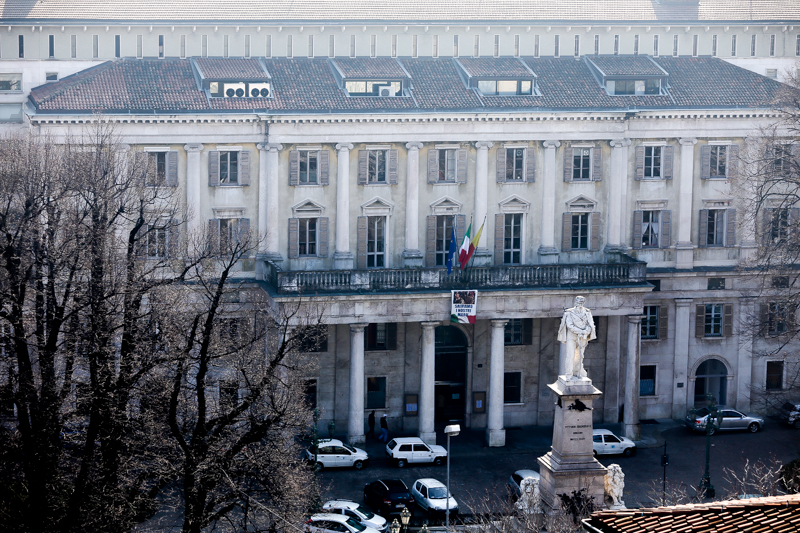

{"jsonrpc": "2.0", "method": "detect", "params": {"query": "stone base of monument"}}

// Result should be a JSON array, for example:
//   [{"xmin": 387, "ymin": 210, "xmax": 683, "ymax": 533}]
[{"xmin": 537, "ymin": 377, "xmax": 607, "ymax": 512}]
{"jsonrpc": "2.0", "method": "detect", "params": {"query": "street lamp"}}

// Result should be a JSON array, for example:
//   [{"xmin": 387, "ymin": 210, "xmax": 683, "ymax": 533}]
[
  {"xmin": 390, "ymin": 518, "xmax": 400, "ymax": 533},
  {"xmin": 698, "ymin": 393, "xmax": 722, "ymax": 498},
  {"xmin": 399, "ymin": 506, "xmax": 411, "ymax": 533},
  {"xmin": 444, "ymin": 424, "xmax": 460, "ymax": 529}
]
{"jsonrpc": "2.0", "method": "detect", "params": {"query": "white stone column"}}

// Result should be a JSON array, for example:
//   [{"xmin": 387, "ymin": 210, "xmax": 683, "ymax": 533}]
[
  {"xmin": 419, "ymin": 321, "xmax": 438, "ymax": 444},
  {"xmin": 256, "ymin": 143, "xmax": 283, "ymax": 261},
  {"xmin": 539, "ymin": 141, "xmax": 561, "ymax": 263},
  {"xmin": 607, "ymin": 139, "xmax": 631, "ymax": 252},
  {"xmin": 184, "ymin": 143, "xmax": 204, "ymax": 242},
  {"xmin": 335, "ymin": 143, "xmax": 355, "ymax": 270},
  {"xmin": 676, "ymin": 138, "xmax": 697, "ymax": 269},
  {"xmin": 736, "ymin": 297, "xmax": 756, "ymax": 413},
  {"xmin": 403, "ymin": 142, "xmax": 424, "ymax": 267},
  {"xmin": 348, "ymin": 323, "xmax": 368, "ymax": 446},
  {"xmin": 672, "ymin": 299, "xmax": 693, "ymax": 418},
  {"xmin": 487, "ymin": 319, "xmax": 508, "ymax": 447},
  {"xmin": 624, "ymin": 315, "xmax": 643, "ymax": 441},
  {"xmin": 603, "ymin": 315, "xmax": 622, "ymax": 423},
  {"xmin": 472, "ymin": 142, "xmax": 493, "ymax": 266}
]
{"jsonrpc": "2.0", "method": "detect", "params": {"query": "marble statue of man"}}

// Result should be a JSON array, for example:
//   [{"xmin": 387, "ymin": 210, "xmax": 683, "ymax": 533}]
[{"xmin": 557, "ymin": 296, "xmax": 596, "ymax": 379}]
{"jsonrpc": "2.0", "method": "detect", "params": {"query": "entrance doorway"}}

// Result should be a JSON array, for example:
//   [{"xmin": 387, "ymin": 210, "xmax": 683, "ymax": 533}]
[
  {"xmin": 434, "ymin": 326, "xmax": 468, "ymax": 425},
  {"xmin": 694, "ymin": 358, "xmax": 728, "ymax": 406}
]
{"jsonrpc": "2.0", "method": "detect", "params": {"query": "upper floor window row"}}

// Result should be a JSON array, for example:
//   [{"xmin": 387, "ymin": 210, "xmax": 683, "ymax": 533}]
[
  {"xmin": 605, "ymin": 78, "xmax": 663, "ymax": 96},
  {"xmin": 476, "ymin": 79, "xmax": 536, "ymax": 96}
]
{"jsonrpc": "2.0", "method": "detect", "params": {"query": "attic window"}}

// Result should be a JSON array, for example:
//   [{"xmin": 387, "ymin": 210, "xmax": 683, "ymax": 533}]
[
  {"xmin": 209, "ymin": 81, "xmax": 271, "ymax": 98},
  {"xmin": 477, "ymin": 79, "xmax": 534, "ymax": 96},
  {"xmin": 605, "ymin": 78, "xmax": 662, "ymax": 96},
  {"xmin": 345, "ymin": 80, "xmax": 402, "ymax": 97}
]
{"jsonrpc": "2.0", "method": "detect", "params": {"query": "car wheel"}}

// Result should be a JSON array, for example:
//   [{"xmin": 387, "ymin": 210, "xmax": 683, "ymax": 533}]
[
  {"xmin": 593, "ymin": 450, "xmax": 598, "ymax": 458},
  {"xmin": 397, "ymin": 458, "xmax": 406, "ymax": 468},
  {"xmin": 354, "ymin": 460, "xmax": 364, "ymax": 470},
  {"xmin": 748, "ymin": 422, "xmax": 760, "ymax": 433},
  {"xmin": 708, "ymin": 427, "xmax": 716, "ymax": 436},
  {"xmin": 623, "ymin": 447, "xmax": 633, "ymax": 457},
  {"xmin": 315, "ymin": 462, "xmax": 324, "ymax": 472},
  {"xmin": 794, "ymin": 420, "xmax": 800, "ymax": 430},
  {"xmin": 434, "ymin": 457, "xmax": 444, "ymax": 466}
]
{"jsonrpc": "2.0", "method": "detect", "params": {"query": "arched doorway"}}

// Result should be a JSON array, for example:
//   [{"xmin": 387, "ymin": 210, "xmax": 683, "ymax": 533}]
[
  {"xmin": 434, "ymin": 326, "xmax": 468, "ymax": 425},
  {"xmin": 694, "ymin": 358, "xmax": 728, "ymax": 406}
]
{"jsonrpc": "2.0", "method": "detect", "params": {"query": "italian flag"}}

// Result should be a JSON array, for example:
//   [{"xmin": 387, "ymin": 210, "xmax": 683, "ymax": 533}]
[
  {"xmin": 459, "ymin": 217, "xmax": 485, "ymax": 270},
  {"xmin": 457, "ymin": 221, "xmax": 472, "ymax": 267}
]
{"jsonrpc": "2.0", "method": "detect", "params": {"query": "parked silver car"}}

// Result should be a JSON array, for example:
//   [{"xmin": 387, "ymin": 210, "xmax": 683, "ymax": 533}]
[{"xmin": 685, "ymin": 407, "xmax": 764, "ymax": 434}]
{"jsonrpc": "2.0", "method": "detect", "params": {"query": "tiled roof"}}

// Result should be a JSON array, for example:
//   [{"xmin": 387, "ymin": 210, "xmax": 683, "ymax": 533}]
[
  {"xmin": 1, "ymin": 0, "xmax": 798, "ymax": 23},
  {"xmin": 584, "ymin": 494, "xmax": 800, "ymax": 533},
  {"xmin": 28, "ymin": 56, "xmax": 786, "ymax": 114},
  {"xmin": 456, "ymin": 57, "xmax": 534, "ymax": 78},
  {"xmin": 331, "ymin": 58, "xmax": 410, "ymax": 79},
  {"xmin": 194, "ymin": 58, "xmax": 270, "ymax": 80},
  {"xmin": 586, "ymin": 56, "xmax": 667, "ymax": 77}
]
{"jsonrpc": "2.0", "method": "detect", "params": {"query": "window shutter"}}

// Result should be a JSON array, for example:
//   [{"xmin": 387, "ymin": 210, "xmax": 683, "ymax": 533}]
[
  {"xmin": 726, "ymin": 145, "xmax": 738, "ymax": 179},
  {"xmin": 562, "ymin": 213, "xmax": 572, "ymax": 251},
  {"xmin": 525, "ymin": 149, "xmax": 535, "ymax": 182},
  {"xmin": 494, "ymin": 213, "xmax": 505, "ymax": 265},
  {"xmin": 762, "ymin": 208, "xmax": 774, "ymax": 245},
  {"xmin": 238, "ymin": 218, "xmax": 250, "ymax": 244},
  {"xmin": 522, "ymin": 318, "xmax": 533, "ymax": 345},
  {"xmin": 356, "ymin": 216, "xmax": 368, "ymax": 269},
  {"xmin": 135, "ymin": 152, "xmax": 148, "ymax": 186},
  {"xmin": 725, "ymin": 209, "xmax": 736, "ymax": 247},
  {"xmin": 388, "ymin": 149, "xmax": 399, "ymax": 184},
  {"xmin": 166, "ymin": 151, "xmax": 178, "ymax": 187},
  {"xmin": 698, "ymin": 209, "xmax": 709, "ymax": 248},
  {"xmin": 592, "ymin": 146, "xmax": 603, "ymax": 181},
  {"xmin": 760, "ymin": 303, "xmax": 769, "ymax": 337},
  {"xmin": 457, "ymin": 149, "xmax": 468, "ymax": 183},
  {"xmin": 427, "ymin": 149, "xmax": 439, "ymax": 184},
  {"xmin": 236, "ymin": 151, "xmax": 250, "ymax": 186},
  {"xmin": 319, "ymin": 150, "xmax": 330, "ymax": 185},
  {"xmin": 662, "ymin": 146, "xmax": 674, "ymax": 179},
  {"xmin": 700, "ymin": 145, "xmax": 711, "ymax": 179},
  {"xmin": 632, "ymin": 211, "xmax": 643, "ymax": 249},
  {"xmin": 496, "ymin": 148, "xmax": 507, "ymax": 183},
  {"xmin": 387, "ymin": 323, "xmax": 398, "ymax": 350},
  {"xmin": 288, "ymin": 218, "xmax": 299, "ymax": 258},
  {"xmin": 634, "ymin": 146, "xmax": 645, "ymax": 180},
  {"xmin": 425, "ymin": 216, "xmax": 436, "ymax": 267},
  {"xmin": 318, "ymin": 217, "xmax": 329, "ymax": 257},
  {"xmin": 456, "ymin": 214, "xmax": 467, "ymax": 255},
  {"xmin": 563, "ymin": 146, "xmax": 573, "ymax": 182},
  {"xmin": 695, "ymin": 305, "xmax": 706, "ymax": 337},
  {"xmin": 658, "ymin": 306, "xmax": 668, "ymax": 340},
  {"xmin": 289, "ymin": 150, "xmax": 300, "ymax": 186},
  {"xmin": 590, "ymin": 212, "xmax": 601, "ymax": 251},
  {"xmin": 168, "ymin": 220, "xmax": 180, "ymax": 257},
  {"xmin": 723, "ymin": 303, "xmax": 734, "ymax": 337},
  {"xmin": 660, "ymin": 210, "xmax": 671, "ymax": 248},
  {"xmin": 357, "ymin": 150, "xmax": 368, "ymax": 185},
  {"xmin": 208, "ymin": 219, "xmax": 220, "ymax": 254},
  {"xmin": 208, "ymin": 151, "xmax": 220, "ymax": 186}
]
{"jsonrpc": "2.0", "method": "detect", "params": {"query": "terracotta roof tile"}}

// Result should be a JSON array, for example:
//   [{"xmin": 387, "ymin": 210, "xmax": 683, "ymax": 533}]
[
  {"xmin": 331, "ymin": 58, "xmax": 410, "ymax": 79},
  {"xmin": 456, "ymin": 57, "xmax": 534, "ymax": 78},
  {"xmin": 586, "ymin": 55, "xmax": 668, "ymax": 76},
  {"xmin": 195, "ymin": 58, "xmax": 270, "ymax": 80}
]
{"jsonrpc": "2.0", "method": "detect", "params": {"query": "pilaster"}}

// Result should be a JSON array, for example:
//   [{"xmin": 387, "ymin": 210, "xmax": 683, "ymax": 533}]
[
  {"xmin": 539, "ymin": 140, "xmax": 561, "ymax": 263},
  {"xmin": 624, "ymin": 314, "xmax": 643, "ymax": 441},
  {"xmin": 184, "ymin": 143, "xmax": 204, "ymax": 242},
  {"xmin": 672, "ymin": 299, "xmax": 693, "ymax": 418},
  {"xmin": 472, "ymin": 142, "xmax": 493, "ymax": 266},
  {"xmin": 736, "ymin": 297, "xmax": 756, "ymax": 413},
  {"xmin": 335, "ymin": 143, "xmax": 355, "ymax": 270},
  {"xmin": 419, "ymin": 321, "xmax": 439, "ymax": 444},
  {"xmin": 606, "ymin": 139, "xmax": 631, "ymax": 252},
  {"xmin": 256, "ymin": 143, "xmax": 283, "ymax": 262},
  {"xmin": 403, "ymin": 142, "xmax": 424, "ymax": 267},
  {"xmin": 348, "ymin": 323, "xmax": 368, "ymax": 446},
  {"xmin": 487, "ymin": 319, "xmax": 507, "ymax": 447},
  {"xmin": 676, "ymin": 138, "xmax": 697, "ymax": 270}
]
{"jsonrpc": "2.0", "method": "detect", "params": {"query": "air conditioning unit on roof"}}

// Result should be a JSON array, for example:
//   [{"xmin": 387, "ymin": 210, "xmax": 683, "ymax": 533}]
[
  {"xmin": 224, "ymin": 82, "xmax": 246, "ymax": 97},
  {"xmin": 376, "ymin": 85, "xmax": 396, "ymax": 97},
  {"xmin": 248, "ymin": 82, "xmax": 271, "ymax": 97}
]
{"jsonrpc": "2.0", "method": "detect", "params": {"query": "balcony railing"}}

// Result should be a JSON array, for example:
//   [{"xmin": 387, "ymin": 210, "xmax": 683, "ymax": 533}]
[{"xmin": 263, "ymin": 255, "xmax": 647, "ymax": 295}]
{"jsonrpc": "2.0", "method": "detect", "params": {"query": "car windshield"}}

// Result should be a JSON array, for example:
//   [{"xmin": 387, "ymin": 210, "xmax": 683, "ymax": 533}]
[
  {"xmin": 694, "ymin": 408, "xmax": 710, "ymax": 417},
  {"xmin": 346, "ymin": 518, "xmax": 366, "ymax": 532},
  {"xmin": 428, "ymin": 487, "xmax": 448, "ymax": 499},
  {"xmin": 343, "ymin": 444, "xmax": 357, "ymax": 453},
  {"xmin": 356, "ymin": 505, "xmax": 374, "ymax": 519},
  {"xmin": 390, "ymin": 492, "xmax": 411, "ymax": 500}
]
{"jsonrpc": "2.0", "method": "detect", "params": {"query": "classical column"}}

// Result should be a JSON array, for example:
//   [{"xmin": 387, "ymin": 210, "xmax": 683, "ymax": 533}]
[
  {"xmin": 672, "ymin": 299, "xmax": 693, "ymax": 418},
  {"xmin": 624, "ymin": 315, "xmax": 643, "ymax": 441},
  {"xmin": 403, "ymin": 142, "xmax": 424, "ymax": 267},
  {"xmin": 348, "ymin": 323, "xmax": 368, "ymax": 446},
  {"xmin": 539, "ymin": 141, "xmax": 561, "ymax": 263},
  {"xmin": 487, "ymin": 319, "xmax": 508, "ymax": 447},
  {"xmin": 603, "ymin": 315, "xmax": 622, "ymax": 423},
  {"xmin": 607, "ymin": 139, "xmax": 631, "ymax": 252},
  {"xmin": 334, "ymin": 143, "xmax": 355, "ymax": 270},
  {"xmin": 739, "ymin": 137, "xmax": 759, "ymax": 261},
  {"xmin": 472, "ymin": 142, "xmax": 493, "ymax": 266},
  {"xmin": 419, "ymin": 321, "xmax": 438, "ymax": 444},
  {"xmin": 184, "ymin": 143, "xmax": 204, "ymax": 242},
  {"xmin": 676, "ymin": 138, "xmax": 697, "ymax": 269},
  {"xmin": 736, "ymin": 297, "xmax": 756, "ymax": 413},
  {"xmin": 256, "ymin": 143, "xmax": 283, "ymax": 261}
]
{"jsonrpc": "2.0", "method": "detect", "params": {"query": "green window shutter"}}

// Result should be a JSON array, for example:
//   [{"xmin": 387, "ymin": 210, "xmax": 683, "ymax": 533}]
[
  {"xmin": 425, "ymin": 215, "xmax": 436, "ymax": 267},
  {"xmin": 456, "ymin": 149, "xmax": 468, "ymax": 183},
  {"xmin": 494, "ymin": 213, "xmax": 505, "ymax": 265},
  {"xmin": 208, "ymin": 151, "xmax": 220, "ymax": 186},
  {"xmin": 725, "ymin": 209, "xmax": 736, "ymax": 247},
  {"xmin": 590, "ymin": 212, "xmax": 601, "ymax": 251},
  {"xmin": 525, "ymin": 149, "xmax": 535, "ymax": 182},
  {"xmin": 289, "ymin": 150, "xmax": 300, "ymax": 186},
  {"xmin": 318, "ymin": 217, "xmax": 329, "ymax": 257},
  {"xmin": 634, "ymin": 146, "xmax": 645, "ymax": 180},
  {"xmin": 698, "ymin": 209, "xmax": 709, "ymax": 248},
  {"xmin": 427, "ymin": 149, "xmax": 439, "ymax": 184},
  {"xmin": 496, "ymin": 147, "xmax": 507, "ymax": 183},
  {"xmin": 166, "ymin": 151, "xmax": 178, "ymax": 187},
  {"xmin": 662, "ymin": 146, "xmax": 674, "ymax": 179},
  {"xmin": 319, "ymin": 150, "xmax": 330, "ymax": 185},
  {"xmin": 563, "ymin": 146, "xmax": 573, "ymax": 182},
  {"xmin": 239, "ymin": 151, "xmax": 251, "ymax": 186},
  {"xmin": 356, "ymin": 216, "xmax": 368, "ymax": 269},
  {"xmin": 288, "ymin": 218, "xmax": 299, "ymax": 258},
  {"xmin": 388, "ymin": 150, "xmax": 399, "ymax": 184},
  {"xmin": 660, "ymin": 210, "xmax": 671, "ymax": 248},
  {"xmin": 632, "ymin": 210, "xmax": 643, "ymax": 249},
  {"xmin": 700, "ymin": 145, "xmax": 711, "ymax": 179},
  {"xmin": 562, "ymin": 213, "xmax": 572, "ymax": 251},
  {"xmin": 357, "ymin": 150, "xmax": 368, "ymax": 185},
  {"xmin": 592, "ymin": 146, "xmax": 603, "ymax": 181}
]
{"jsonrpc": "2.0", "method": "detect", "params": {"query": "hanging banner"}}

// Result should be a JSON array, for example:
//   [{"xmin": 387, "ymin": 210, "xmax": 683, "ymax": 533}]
[{"xmin": 451, "ymin": 290, "xmax": 478, "ymax": 324}]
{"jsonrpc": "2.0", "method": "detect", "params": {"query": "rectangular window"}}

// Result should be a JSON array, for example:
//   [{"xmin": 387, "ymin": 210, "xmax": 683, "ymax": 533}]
[
  {"xmin": 640, "ymin": 365, "xmax": 656, "ymax": 396},
  {"xmin": 673, "ymin": 34, "xmax": 679, "ymax": 57},
  {"xmin": 474, "ymin": 35, "xmax": 480, "ymax": 57},
  {"xmin": 709, "ymin": 145, "xmax": 727, "ymax": 177},
  {"xmin": 506, "ymin": 147, "xmax": 525, "ymax": 180},
  {"xmin": 704, "ymin": 303, "xmax": 724, "ymax": 337},
  {"xmin": 266, "ymin": 35, "xmax": 272, "ymax": 58},
  {"xmin": 494, "ymin": 34, "xmax": 500, "ymax": 57},
  {"xmin": 217, "ymin": 218, "xmax": 241, "ymax": 251},
  {"xmin": 115, "ymin": 34, "xmax": 121, "ymax": 58},
  {"xmin": 770, "ymin": 208, "xmax": 789, "ymax": 245},
  {"xmin": 350, "ymin": 35, "xmax": 356, "ymax": 58},
  {"xmin": 534, "ymin": 34, "xmax": 540, "ymax": 57},
  {"xmin": 136, "ymin": 35, "xmax": 143, "ymax": 58},
  {"xmin": 308, "ymin": 34, "xmax": 314, "ymax": 58},
  {"xmin": 45, "ymin": 72, "xmax": 58, "ymax": 82},
  {"xmin": 366, "ymin": 216, "xmax": 385, "ymax": 268},
  {"xmin": 71, "ymin": 35, "xmax": 77, "ymax": 58},
  {"xmin": 641, "ymin": 306, "xmax": 659, "ymax": 339},
  {"xmin": 594, "ymin": 35, "xmax": 600, "ymax": 55},
  {"xmin": 653, "ymin": 34, "xmax": 659, "ymax": 57},
  {"xmin": 773, "ymin": 144, "xmax": 790, "ymax": 173},
  {"xmin": 202, "ymin": 35, "xmax": 208, "ymax": 57},
  {"xmin": 298, "ymin": 150, "xmax": 318, "ymax": 184},
  {"xmin": 412, "ymin": 35, "xmax": 418, "ymax": 58},
  {"xmin": 770, "ymin": 34, "xmax": 776, "ymax": 56},
  {"xmin": 572, "ymin": 148, "xmax": 592, "ymax": 181},
  {"xmin": 391, "ymin": 35, "xmax": 397, "ymax": 58},
  {"xmin": 633, "ymin": 34, "xmax": 639, "ymax": 55},
  {"xmin": 751, "ymin": 34, "xmax": 757, "ymax": 57},
  {"xmin": 245, "ymin": 35, "xmax": 251, "ymax": 58},
  {"xmin": 219, "ymin": 151, "xmax": 239, "ymax": 185},
  {"xmin": 644, "ymin": 146, "xmax": 662, "ymax": 178},
  {"xmin": 454, "ymin": 35, "xmax": 459, "ymax": 57},
  {"xmin": 367, "ymin": 377, "xmax": 387, "ymax": 409},
  {"xmin": 504, "ymin": 319, "xmax": 530, "ymax": 345},
  {"xmin": 146, "ymin": 152, "xmax": 167, "ymax": 187},
  {"xmin": 614, "ymin": 34, "xmax": 619, "ymax": 55},
  {"xmin": 692, "ymin": 34, "xmax": 698, "ymax": 57},
  {"xmin": 574, "ymin": 34, "xmax": 580, "ymax": 57},
  {"xmin": 366, "ymin": 323, "xmax": 396, "ymax": 351},
  {"xmin": 503, "ymin": 213, "xmax": 523, "ymax": 264},
  {"xmin": 731, "ymin": 34, "xmax": 737, "ymax": 57},
  {"xmin": 18, "ymin": 35, "xmax": 24, "ymax": 58},
  {"xmin": 706, "ymin": 209, "xmax": 726, "ymax": 247},
  {"xmin": 504, "ymin": 372, "xmax": 522, "ymax": 404},
  {"xmin": 712, "ymin": 35, "xmax": 717, "ymax": 56},
  {"xmin": 223, "ymin": 35, "xmax": 229, "ymax": 58},
  {"xmin": 437, "ymin": 149, "xmax": 458, "ymax": 182},
  {"xmin": 432, "ymin": 35, "xmax": 438, "ymax": 58},
  {"xmin": 298, "ymin": 218, "xmax": 317, "ymax": 256},
  {"xmin": 766, "ymin": 303, "xmax": 789, "ymax": 336},
  {"xmin": 157, "ymin": 35, "xmax": 164, "ymax": 58},
  {"xmin": 641, "ymin": 210, "xmax": 660, "ymax": 248},
  {"xmin": 707, "ymin": 277, "xmax": 726, "ymax": 290},
  {"xmin": 329, "ymin": 35, "xmax": 335, "ymax": 58},
  {"xmin": 181, "ymin": 35, "xmax": 187, "ymax": 58},
  {"xmin": 477, "ymin": 79, "xmax": 532, "ymax": 96},
  {"xmin": 571, "ymin": 213, "xmax": 589, "ymax": 250},
  {"xmin": 435, "ymin": 215, "xmax": 455, "ymax": 267},
  {"xmin": 49, "ymin": 34, "xmax": 55, "ymax": 58},
  {"xmin": 554, "ymin": 35, "xmax": 560, "ymax": 57},
  {"xmin": 514, "ymin": 35, "xmax": 520, "ymax": 57},
  {"xmin": 367, "ymin": 150, "xmax": 388, "ymax": 183},
  {"xmin": 766, "ymin": 361, "xmax": 784, "ymax": 390},
  {"xmin": 145, "ymin": 223, "xmax": 168, "ymax": 258},
  {"xmin": 0, "ymin": 74, "xmax": 22, "ymax": 92},
  {"xmin": 370, "ymin": 35, "xmax": 376, "ymax": 58}
]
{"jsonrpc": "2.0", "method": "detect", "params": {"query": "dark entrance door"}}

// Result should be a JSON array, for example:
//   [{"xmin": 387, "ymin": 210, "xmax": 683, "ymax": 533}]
[
  {"xmin": 434, "ymin": 326, "xmax": 468, "ymax": 425},
  {"xmin": 694, "ymin": 358, "xmax": 728, "ymax": 406}
]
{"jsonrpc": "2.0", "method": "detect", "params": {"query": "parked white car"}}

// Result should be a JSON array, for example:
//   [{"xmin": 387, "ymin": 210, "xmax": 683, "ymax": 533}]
[
  {"xmin": 304, "ymin": 439, "xmax": 369, "ymax": 470},
  {"xmin": 507, "ymin": 469, "xmax": 541, "ymax": 500},
  {"xmin": 592, "ymin": 429, "xmax": 636, "ymax": 457},
  {"xmin": 305, "ymin": 513, "xmax": 380, "ymax": 533},
  {"xmin": 410, "ymin": 478, "xmax": 458, "ymax": 514},
  {"xmin": 385, "ymin": 437, "xmax": 447, "ymax": 468},
  {"xmin": 321, "ymin": 501, "xmax": 388, "ymax": 532}
]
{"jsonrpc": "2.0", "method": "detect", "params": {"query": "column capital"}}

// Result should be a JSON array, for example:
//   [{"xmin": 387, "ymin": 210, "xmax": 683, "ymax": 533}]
[
  {"xmin": 675, "ymin": 298, "xmax": 694, "ymax": 307},
  {"xmin": 609, "ymin": 138, "xmax": 632, "ymax": 148},
  {"xmin": 349, "ymin": 323, "xmax": 369, "ymax": 332},
  {"xmin": 627, "ymin": 314, "xmax": 645, "ymax": 324},
  {"xmin": 679, "ymin": 138, "xmax": 697, "ymax": 146},
  {"xmin": 405, "ymin": 141, "xmax": 424, "ymax": 151},
  {"xmin": 542, "ymin": 140, "xmax": 561, "ymax": 149},
  {"xmin": 336, "ymin": 143, "xmax": 354, "ymax": 152},
  {"xmin": 184, "ymin": 143, "xmax": 204, "ymax": 153},
  {"xmin": 475, "ymin": 141, "xmax": 494, "ymax": 150},
  {"xmin": 257, "ymin": 142, "xmax": 282, "ymax": 152},
  {"xmin": 491, "ymin": 319, "xmax": 509, "ymax": 328},
  {"xmin": 421, "ymin": 321, "xmax": 440, "ymax": 330}
]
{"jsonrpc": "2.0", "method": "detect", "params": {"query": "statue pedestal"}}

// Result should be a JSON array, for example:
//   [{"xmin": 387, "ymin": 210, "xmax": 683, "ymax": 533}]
[{"xmin": 537, "ymin": 377, "xmax": 607, "ymax": 512}]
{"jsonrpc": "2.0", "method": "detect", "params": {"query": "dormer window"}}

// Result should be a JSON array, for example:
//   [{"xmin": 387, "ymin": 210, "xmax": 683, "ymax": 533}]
[
  {"xmin": 344, "ymin": 81, "xmax": 403, "ymax": 97},
  {"xmin": 477, "ymin": 79, "xmax": 533, "ymax": 96},
  {"xmin": 605, "ymin": 78, "xmax": 662, "ymax": 96}
]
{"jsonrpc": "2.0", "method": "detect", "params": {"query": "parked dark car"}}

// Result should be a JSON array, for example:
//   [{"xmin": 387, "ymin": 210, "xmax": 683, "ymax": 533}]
[
  {"xmin": 363, "ymin": 479, "xmax": 414, "ymax": 517},
  {"xmin": 779, "ymin": 402, "xmax": 800, "ymax": 429}
]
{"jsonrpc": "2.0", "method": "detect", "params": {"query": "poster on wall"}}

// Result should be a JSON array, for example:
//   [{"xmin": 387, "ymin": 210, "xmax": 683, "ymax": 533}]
[{"xmin": 451, "ymin": 290, "xmax": 478, "ymax": 324}]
